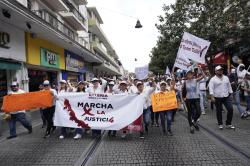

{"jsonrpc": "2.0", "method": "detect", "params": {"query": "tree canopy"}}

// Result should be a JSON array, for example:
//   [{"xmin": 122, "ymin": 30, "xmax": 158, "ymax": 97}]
[{"xmin": 149, "ymin": 0, "xmax": 250, "ymax": 74}]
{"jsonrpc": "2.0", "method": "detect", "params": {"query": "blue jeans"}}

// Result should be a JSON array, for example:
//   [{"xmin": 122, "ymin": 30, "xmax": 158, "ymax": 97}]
[
  {"xmin": 246, "ymin": 95, "xmax": 250, "ymax": 111},
  {"xmin": 143, "ymin": 108, "xmax": 150, "ymax": 126},
  {"xmin": 159, "ymin": 110, "xmax": 173, "ymax": 132},
  {"xmin": 8, "ymin": 113, "xmax": 32, "ymax": 136},
  {"xmin": 233, "ymin": 91, "xmax": 244, "ymax": 114},
  {"xmin": 199, "ymin": 91, "xmax": 207, "ymax": 112}
]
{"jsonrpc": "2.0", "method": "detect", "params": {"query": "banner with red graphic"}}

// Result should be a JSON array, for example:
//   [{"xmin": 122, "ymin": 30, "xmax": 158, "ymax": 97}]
[{"xmin": 54, "ymin": 93, "xmax": 144, "ymax": 130}]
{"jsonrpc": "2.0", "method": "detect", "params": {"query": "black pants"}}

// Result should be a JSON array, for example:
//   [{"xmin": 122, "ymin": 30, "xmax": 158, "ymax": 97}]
[
  {"xmin": 185, "ymin": 99, "xmax": 201, "ymax": 126},
  {"xmin": 149, "ymin": 106, "xmax": 159, "ymax": 125},
  {"xmin": 43, "ymin": 106, "xmax": 55, "ymax": 134},
  {"xmin": 214, "ymin": 96, "xmax": 233, "ymax": 125}
]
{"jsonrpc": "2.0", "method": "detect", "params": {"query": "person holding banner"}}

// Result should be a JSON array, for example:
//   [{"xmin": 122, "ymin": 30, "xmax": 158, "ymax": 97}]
[
  {"xmin": 115, "ymin": 80, "xmax": 130, "ymax": 138},
  {"xmin": 157, "ymin": 81, "xmax": 176, "ymax": 136},
  {"xmin": 5, "ymin": 82, "xmax": 32, "ymax": 139},
  {"xmin": 86, "ymin": 77, "xmax": 107, "ymax": 137},
  {"xmin": 182, "ymin": 69, "xmax": 204, "ymax": 134},
  {"xmin": 43, "ymin": 80, "xmax": 57, "ymax": 138},
  {"xmin": 136, "ymin": 80, "xmax": 156, "ymax": 139}
]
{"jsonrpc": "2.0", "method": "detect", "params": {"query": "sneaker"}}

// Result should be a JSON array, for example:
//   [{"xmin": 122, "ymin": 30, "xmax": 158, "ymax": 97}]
[
  {"xmin": 167, "ymin": 130, "xmax": 173, "ymax": 136},
  {"xmin": 226, "ymin": 125, "xmax": 235, "ymax": 129},
  {"xmin": 7, "ymin": 135, "xmax": 17, "ymax": 139},
  {"xmin": 193, "ymin": 124, "xmax": 199, "ymax": 131},
  {"xmin": 218, "ymin": 125, "xmax": 224, "ymax": 130},
  {"xmin": 43, "ymin": 133, "xmax": 50, "ymax": 138},
  {"xmin": 73, "ymin": 134, "xmax": 82, "ymax": 140},
  {"xmin": 28, "ymin": 128, "xmax": 32, "ymax": 134},
  {"xmin": 202, "ymin": 111, "xmax": 206, "ymax": 115},
  {"xmin": 59, "ymin": 135, "xmax": 64, "ymax": 139},
  {"xmin": 139, "ymin": 132, "xmax": 144, "ymax": 139},
  {"xmin": 190, "ymin": 126, "xmax": 195, "ymax": 134}
]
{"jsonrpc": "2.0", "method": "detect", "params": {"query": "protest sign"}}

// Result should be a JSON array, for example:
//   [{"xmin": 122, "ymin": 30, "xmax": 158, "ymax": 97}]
[
  {"xmin": 151, "ymin": 91, "xmax": 178, "ymax": 112},
  {"xmin": 135, "ymin": 65, "xmax": 148, "ymax": 80}
]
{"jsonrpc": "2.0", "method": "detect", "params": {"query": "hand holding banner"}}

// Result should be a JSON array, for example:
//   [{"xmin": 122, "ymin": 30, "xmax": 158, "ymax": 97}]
[
  {"xmin": 2, "ymin": 90, "xmax": 53, "ymax": 113},
  {"xmin": 151, "ymin": 91, "xmax": 178, "ymax": 112}
]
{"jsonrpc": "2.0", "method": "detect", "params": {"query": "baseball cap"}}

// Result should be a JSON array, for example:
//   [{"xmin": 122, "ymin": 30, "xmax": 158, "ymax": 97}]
[
  {"xmin": 215, "ymin": 65, "xmax": 223, "ymax": 71},
  {"xmin": 91, "ymin": 78, "xmax": 99, "ymax": 82},
  {"xmin": 43, "ymin": 80, "xmax": 50, "ymax": 85},
  {"xmin": 60, "ymin": 80, "xmax": 67, "ymax": 84},
  {"xmin": 119, "ymin": 81, "xmax": 127, "ymax": 85},
  {"xmin": 136, "ymin": 81, "xmax": 143, "ymax": 86},
  {"xmin": 11, "ymin": 82, "xmax": 18, "ymax": 86},
  {"xmin": 108, "ymin": 81, "xmax": 115, "ymax": 85},
  {"xmin": 160, "ymin": 81, "xmax": 167, "ymax": 86}
]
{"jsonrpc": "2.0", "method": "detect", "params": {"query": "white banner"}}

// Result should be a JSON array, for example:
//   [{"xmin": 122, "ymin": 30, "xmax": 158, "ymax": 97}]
[
  {"xmin": 135, "ymin": 65, "xmax": 148, "ymax": 80},
  {"xmin": 54, "ymin": 93, "xmax": 144, "ymax": 130},
  {"xmin": 177, "ymin": 32, "xmax": 210, "ymax": 64},
  {"xmin": 174, "ymin": 53, "xmax": 191, "ymax": 70}
]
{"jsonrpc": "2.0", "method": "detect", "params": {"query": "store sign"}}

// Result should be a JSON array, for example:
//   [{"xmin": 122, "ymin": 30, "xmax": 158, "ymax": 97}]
[
  {"xmin": 65, "ymin": 50, "xmax": 86, "ymax": 73},
  {"xmin": 40, "ymin": 48, "xmax": 60, "ymax": 68},
  {"xmin": 0, "ymin": 32, "xmax": 10, "ymax": 49}
]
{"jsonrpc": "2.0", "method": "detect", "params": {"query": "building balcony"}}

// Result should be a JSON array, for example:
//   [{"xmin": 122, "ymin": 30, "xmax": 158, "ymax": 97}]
[
  {"xmin": 43, "ymin": 0, "xmax": 69, "ymax": 11},
  {"xmin": 59, "ymin": 0, "xmax": 87, "ymax": 30},
  {"xmin": 32, "ymin": 10, "xmax": 86, "ymax": 46},
  {"xmin": 91, "ymin": 41, "xmax": 120, "ymax": 68},
  {"xmin": 88, "ymin": 18, "xmax": 115, "ymax": 55}
]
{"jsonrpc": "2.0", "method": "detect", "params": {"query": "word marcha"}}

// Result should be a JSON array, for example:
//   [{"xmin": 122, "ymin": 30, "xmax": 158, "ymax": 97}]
[{"xmin": 78, "ymin": 102, "xmax": 113, "ymax": 109}]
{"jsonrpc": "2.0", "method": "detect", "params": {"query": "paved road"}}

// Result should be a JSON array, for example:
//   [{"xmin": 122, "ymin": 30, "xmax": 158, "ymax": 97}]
[
  {"xmin": 87, "ymin": 113, "xmax": 249, "ymax": 166},
  {"xmin": 0, "ymin": 105, "xmax": 249, "ymax": 166}
]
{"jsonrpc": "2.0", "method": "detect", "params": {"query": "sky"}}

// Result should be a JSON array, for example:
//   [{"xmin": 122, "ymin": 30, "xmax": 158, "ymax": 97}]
[{"xmin": 87, "ymin": 0, "xmax": 176, "ymax": 72}]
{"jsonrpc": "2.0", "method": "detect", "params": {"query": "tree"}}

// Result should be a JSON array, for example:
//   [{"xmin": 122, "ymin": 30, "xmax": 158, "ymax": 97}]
[{"xmin": 149, "ymin": 0, "xmax": 250, "ymax": 74}]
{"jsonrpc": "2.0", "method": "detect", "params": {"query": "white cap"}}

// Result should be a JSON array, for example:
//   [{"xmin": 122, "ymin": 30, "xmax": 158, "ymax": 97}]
[
  {"xmin": 166, "ymin": 77, "xmax": 172, "ymax": 81},
  {"xmin": 60, "ymin": 80, "xmax": 67, "ymax": 84},
  {"xmin": 43, "ymin": 80, "xmax": 50, "ymax": 85},
  {"xmin": 108, "ymin": 81, "xmax": 115, "ymax": 85},
  {"xmin": 11, "ymin": 82, "xmax": 18, "ymax": 86},
  {"xmin": 119, "ymin": 81, "xmax": 127, "ymax": 85},
  {"xmin": 91, "ymin": 78, "xmax": 99, "ymax": 82},
  {"xmin": 160, "ymin": 81, "xmax": 167, "ymax": 85},
  {"xmin": 136, "ymin": 81, "xmax": 143, "ymax": 86},
  {"xmin": 231, "ymin": 69, "xmax": 236, "ymax": 73},
  {"xmin": 215, "ymin": 65, "xmax": 223, "ymax": 71}
]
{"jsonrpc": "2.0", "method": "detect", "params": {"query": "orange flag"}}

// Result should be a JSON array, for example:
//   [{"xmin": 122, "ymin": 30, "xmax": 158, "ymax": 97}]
[
  {"xmin": 2, "ymin": 90, "xmax": 53, "ymax": 113},
  {"xmin": 152, "ymin": 91, "xmax": 178, "ymax": 112}
]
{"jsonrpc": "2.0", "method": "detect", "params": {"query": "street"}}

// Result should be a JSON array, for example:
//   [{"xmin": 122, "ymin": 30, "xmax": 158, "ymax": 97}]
[{"xmin": 0, "ymin": 105, "xmax": 249, "ymax": 166}]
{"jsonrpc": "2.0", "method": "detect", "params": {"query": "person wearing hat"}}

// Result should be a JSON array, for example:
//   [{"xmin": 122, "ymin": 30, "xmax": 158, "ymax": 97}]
[
  {"xmin": 209, "ymin": 65, "xmax": 235, "ymax": 130},
  {"xmin": 42, "ymin": 80, "xmax": 58, "ymax": 138},
  {"xmin": 128, "ymin": 78, "xmax": 139, "ymax": 94},
  {"xmin": 5, "ymin": 82, "xmax": 32, "ymax": 139},
  {"xmin": 86, "ymin": 77, "xmax": 107, "ymax": 137},
  {"xmin": 136, "ymin": 80, "xmax": 156, "ymax": 139},
  {"xmin": 157, "ymin": 81, "xmax": 176, "ymax": 135},
  {"xmin": 182, "ymin": 68, "xmax": 205, "ymax": 134}
]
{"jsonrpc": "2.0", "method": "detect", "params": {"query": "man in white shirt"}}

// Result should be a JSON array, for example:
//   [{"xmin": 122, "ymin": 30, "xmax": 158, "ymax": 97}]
[
  {"xmin": 209, "ymin": 66, "xmax": 235, "ymax": 130},
  {"xmin": 86, "ymin": 78, "xmax": 107, "ymax": 94},
  {"xmin": 7, "ymin": 82, "xmax": 32, "ymax": 139}
]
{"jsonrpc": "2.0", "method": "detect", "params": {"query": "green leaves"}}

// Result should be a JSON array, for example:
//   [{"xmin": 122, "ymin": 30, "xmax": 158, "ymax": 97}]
[{"xmin": 149, "ymin": 0, "xmax": 249, "ymax": 74}]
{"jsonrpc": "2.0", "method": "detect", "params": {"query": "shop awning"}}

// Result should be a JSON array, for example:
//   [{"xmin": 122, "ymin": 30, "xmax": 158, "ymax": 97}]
[{"xmin": 0, "ymin": 61, "xmax": 21, "ymax": 70}]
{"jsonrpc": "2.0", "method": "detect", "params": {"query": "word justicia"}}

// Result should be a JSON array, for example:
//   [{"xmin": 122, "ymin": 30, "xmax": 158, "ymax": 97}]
[{"xmin": 78, "ymin": 102, "xmax": 113, "ymax": 109}]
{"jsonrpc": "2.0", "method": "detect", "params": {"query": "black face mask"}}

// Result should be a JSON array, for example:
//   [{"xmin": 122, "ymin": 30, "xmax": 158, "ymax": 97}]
[{"xmin": 11, "ymin": 87, "xmax": 18, "ymax": 92}]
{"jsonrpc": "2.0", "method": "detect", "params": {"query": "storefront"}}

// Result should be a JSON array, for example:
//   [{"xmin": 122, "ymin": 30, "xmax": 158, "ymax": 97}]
[
  {"xmin": 0, "ymin": 21, "xmax": 27, "ymax": 106},
  {"xmin": 26, "ymin": 33, "xmax": 65, "ymax": 91},
  {"xmin": 62, "ymin": 50, "xmax": 89, "ymax": 85}
]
